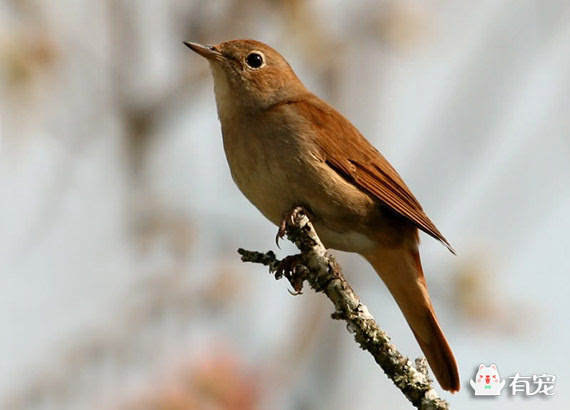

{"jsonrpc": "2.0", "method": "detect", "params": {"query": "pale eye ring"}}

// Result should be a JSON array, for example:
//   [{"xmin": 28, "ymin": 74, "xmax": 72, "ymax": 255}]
[{"xmin": 245, "ymin": 51, "xmax": 265, "ymax": 69}]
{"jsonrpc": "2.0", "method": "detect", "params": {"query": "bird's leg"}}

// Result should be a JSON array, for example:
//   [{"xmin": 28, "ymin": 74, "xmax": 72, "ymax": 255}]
[
  {"xmin": 275, "ymin": 206, "xmax": 309, "ymax": 248},
  {"xmin": 274, "ymin": 254, "xmax": 306, "ymax": 295},
  {"xmin": 273, "ymin": 206, "xmax": 313, "ymax": 294}
]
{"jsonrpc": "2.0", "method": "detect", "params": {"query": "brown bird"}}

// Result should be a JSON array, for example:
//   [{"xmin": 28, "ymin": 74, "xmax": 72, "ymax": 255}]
[{"xmin": 184, "ymin": 39, "xmax": 460, "ymax": 392}]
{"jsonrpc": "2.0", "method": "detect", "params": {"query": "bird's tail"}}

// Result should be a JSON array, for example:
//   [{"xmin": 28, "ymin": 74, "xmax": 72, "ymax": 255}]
[{"xmin": 363, "ymin": 245, "xmax": 460, "ymax": 392}]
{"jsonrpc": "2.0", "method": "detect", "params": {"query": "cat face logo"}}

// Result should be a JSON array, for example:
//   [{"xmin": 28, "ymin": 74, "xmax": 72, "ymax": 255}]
[{"xmin": 470, "ymin": 364, "xmax": 506, "ymax": 396}]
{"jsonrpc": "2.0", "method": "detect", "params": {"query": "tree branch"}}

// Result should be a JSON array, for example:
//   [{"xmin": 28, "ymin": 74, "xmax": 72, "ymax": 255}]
[{"xmin": 238, "ymin": 210, "xmax": 450, "ymax": 410}]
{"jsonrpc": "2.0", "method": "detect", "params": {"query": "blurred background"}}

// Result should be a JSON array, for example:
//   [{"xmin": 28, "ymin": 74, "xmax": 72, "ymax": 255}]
[{"xmin": 1, "ymin": 0, "xmax": 569, "ymax": 409}]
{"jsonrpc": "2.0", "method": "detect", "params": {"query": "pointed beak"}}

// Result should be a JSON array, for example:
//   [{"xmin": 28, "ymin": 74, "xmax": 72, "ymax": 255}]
[{"xmin": 183, "ymin": 42, "xmax": 220, "ymax": 60}]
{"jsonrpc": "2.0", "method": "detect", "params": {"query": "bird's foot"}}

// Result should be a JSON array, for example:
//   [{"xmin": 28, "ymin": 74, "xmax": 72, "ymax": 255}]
[
  {"xmin": 275, "ymin": 206, "xmax": 309, "ymax": 248},
  {"xmin": 274, "ymin": 254, "xmax": 306, "ymax": 295}
]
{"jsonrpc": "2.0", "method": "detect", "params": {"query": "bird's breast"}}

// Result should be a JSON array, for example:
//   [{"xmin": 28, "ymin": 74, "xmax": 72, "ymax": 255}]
[
  {"xmin": 220, "ymin": 117, "xmax": 302, "ymax": 226},
  {"xmin": 218, "ymin": 110, "xmax": 387, "ymax": 253}
]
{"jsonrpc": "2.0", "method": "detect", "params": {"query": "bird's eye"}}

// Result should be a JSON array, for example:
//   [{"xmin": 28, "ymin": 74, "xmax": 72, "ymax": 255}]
[{"xmin": 245, "ymin": 52, "xmax": 264, "ymax": 69}]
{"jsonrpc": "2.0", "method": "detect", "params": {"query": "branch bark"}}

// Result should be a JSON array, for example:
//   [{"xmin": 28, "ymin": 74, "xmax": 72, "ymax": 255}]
[{"xmin": 238, "ymin": 211, "xmax": 450, "ymax": 410}]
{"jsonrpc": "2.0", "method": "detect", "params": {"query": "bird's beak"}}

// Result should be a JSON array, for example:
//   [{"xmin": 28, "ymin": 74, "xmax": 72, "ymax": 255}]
[{"xmin": 183, "ymin": 42, "xmax": 220, "ymax": 60}]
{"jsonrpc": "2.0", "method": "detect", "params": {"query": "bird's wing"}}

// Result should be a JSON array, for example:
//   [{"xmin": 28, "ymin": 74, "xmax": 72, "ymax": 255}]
[{"xmin": 293, "ymin": 95, "xmax": 454, "ymax": 252}]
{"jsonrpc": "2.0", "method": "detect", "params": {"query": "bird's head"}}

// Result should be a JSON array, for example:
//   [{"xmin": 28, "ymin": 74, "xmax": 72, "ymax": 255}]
[{"xmin": 184, "ymin": 39, "xmax": 306, "ymax": 117}]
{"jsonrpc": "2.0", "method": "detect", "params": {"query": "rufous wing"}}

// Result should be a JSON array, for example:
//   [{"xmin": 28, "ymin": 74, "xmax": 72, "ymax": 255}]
[{"xmin": 294, "ymin": 94, "xmax": 454, "ymax": 253}]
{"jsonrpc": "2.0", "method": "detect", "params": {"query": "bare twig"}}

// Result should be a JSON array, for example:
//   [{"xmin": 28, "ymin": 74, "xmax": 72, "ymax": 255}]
[{"xmin": 238, "ymin": 211, "xmax": 449, "ymax": 410}]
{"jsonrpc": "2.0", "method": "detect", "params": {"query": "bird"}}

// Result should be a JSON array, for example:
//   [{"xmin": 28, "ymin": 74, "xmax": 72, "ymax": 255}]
[{"xmin": 184, "ymin": 39, "xmax": 460, "ymax": 392}]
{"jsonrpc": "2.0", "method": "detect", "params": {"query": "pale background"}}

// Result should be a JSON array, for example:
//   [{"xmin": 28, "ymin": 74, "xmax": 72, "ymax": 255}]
[{"xmin": 1, "ymin": 0, "xmax": 568, "ymax": 409}]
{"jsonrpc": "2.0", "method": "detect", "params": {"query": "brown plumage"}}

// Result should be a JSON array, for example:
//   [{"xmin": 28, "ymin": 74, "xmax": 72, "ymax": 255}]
[
  {"xmin": 274, "ymin": 94, "xmax": 455, "ymax": 253},
  {"xmin": 185, "ymin": 39, "xmax": 460, "ymax": 392}
]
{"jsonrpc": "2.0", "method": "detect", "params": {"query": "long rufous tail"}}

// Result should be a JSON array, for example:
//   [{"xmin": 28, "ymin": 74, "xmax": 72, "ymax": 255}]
[{"xmin": 363, "ymin": 245, "xmax": 460, "ymax": 392}]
